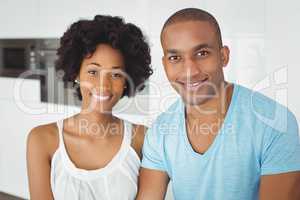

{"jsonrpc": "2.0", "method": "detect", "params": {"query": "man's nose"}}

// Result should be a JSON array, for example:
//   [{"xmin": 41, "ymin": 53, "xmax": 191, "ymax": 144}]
[{"xmin": 182, "ymin": 58, "xmax": 200, "ymax": 77}]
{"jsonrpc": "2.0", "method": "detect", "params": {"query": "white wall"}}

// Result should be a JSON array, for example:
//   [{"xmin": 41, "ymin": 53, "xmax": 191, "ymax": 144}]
[{"xmin": 1, "ymin": 0, "xmax": 300, "ymax": 199}]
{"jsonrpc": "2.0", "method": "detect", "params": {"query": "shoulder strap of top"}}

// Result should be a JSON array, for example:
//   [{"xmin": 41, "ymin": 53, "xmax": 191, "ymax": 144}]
[
  {"xmin": 56, "ymin": 119, "xmax": 65, "ymax": 148},
  {"xmin": 123, "ymin": 120, "xmax": 133, "ymax": 145}
]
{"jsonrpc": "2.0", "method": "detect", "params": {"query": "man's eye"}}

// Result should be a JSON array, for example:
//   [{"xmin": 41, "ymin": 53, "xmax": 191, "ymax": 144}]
[
  {"xmin": 88, "ymin": 70, "xmax": 97, "ymax": 75},
  {"xmin": 197, "ymin": 51, "xmax": 209, "ymax": 57},
  {"xmin": 168, "ymin": 55, "xmax": 180, "ymax": 61}
]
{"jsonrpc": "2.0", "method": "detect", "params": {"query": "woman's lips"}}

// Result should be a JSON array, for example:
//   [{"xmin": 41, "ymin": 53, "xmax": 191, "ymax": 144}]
[{"xmin": 91, "ymin": 94, "xmax": 112, "ymax": 101}]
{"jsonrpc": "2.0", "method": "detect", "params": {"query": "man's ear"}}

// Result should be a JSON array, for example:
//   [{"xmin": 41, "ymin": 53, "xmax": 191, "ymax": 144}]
[
  {"xmin": 162, "ymin": 56, "xmax": 166, "ymax": 67},
  {"xmin": 220, "ymin": 46, "xmax": 230, "ymax": 67}
]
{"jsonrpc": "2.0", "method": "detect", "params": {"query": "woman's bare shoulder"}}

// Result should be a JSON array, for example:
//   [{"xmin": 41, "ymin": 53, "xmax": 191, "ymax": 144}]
[{"xmin": 27, "ymin": 122, "xmax": 59, "ymax": 157}]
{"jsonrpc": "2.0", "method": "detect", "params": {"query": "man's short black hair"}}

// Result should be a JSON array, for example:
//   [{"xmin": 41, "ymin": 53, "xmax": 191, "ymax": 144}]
[
  {"xmin": 55, "ymin": 15, "xmax": 153, "ymax": 100},
  {"xmin": 161, "ymin": 8, "xmax": 223, "ymax": 47}
]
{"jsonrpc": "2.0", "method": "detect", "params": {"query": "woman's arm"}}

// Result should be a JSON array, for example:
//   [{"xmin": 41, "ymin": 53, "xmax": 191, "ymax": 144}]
[
  {"xmin": 26, "ymin": 126, "xmax": 55, "ymax": 200},
  {"xmin": 131, "ymin": 124, "xmax": 147, "ymax": 159}
]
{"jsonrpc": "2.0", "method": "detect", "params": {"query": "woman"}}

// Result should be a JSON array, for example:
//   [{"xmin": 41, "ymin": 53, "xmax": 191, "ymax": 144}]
[{"xmin": 26, "ymin": 15, "xmax": 152, "ymax": 200}]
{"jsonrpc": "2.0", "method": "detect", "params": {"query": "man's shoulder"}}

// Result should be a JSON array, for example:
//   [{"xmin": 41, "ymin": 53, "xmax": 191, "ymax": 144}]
[
  {"xmin": 153, "ymin": 98, "xmax": 182, "ymax": 125},
  {"xmin": 236, "ymin": 84, "xmax": 297, "ymax": 133},
  {"xmin": 147, "ymin": 98, "xmax": 183, "ymax": 138}
]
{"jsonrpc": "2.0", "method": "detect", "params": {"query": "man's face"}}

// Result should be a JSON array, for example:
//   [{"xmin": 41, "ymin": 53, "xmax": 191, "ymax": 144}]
[{"xmin": 161, "ymin": 20, "xmax": 229, "ymax": 106}]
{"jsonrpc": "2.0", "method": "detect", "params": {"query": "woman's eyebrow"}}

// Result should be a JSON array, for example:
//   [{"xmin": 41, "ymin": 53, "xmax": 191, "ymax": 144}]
[
  {"xmin": 88, "ymin": 62, "xmax": 102, "ymax": 67},
  {"xmin": 111, "ymin": 66, "xmax": 123, "ymax": 69},
  {"xmin": 88, "ymin": 62, "xmax": 123, "ymax": 69}
]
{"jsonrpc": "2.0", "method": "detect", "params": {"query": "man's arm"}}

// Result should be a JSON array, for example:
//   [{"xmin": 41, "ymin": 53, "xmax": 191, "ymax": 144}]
[
  {"xmin": 136, "ymin": 168, "xmax": 170, "ymax": 200},
  {"xmin": 259, "ymin": 172, "xmax": 300, "ymax": 200}
]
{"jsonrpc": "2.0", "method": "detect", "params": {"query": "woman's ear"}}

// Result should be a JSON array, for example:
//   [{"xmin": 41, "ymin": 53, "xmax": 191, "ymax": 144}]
[{"xmin": 74, "ymin": 75, "xmax": 80, "ymax": 84}]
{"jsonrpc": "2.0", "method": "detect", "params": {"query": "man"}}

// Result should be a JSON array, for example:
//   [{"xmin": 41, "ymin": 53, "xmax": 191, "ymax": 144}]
[{"xmin": 136, "ymin": 8, "xmax": 300, "ymax": 200}]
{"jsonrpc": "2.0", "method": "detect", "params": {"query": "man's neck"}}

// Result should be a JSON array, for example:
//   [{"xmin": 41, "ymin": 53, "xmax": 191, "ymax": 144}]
[{"xmin": 185, "ymin": 82, "xmax": 234, "ymax": 120}]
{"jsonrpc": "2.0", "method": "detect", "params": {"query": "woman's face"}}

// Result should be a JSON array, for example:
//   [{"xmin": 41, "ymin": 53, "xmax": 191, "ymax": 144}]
[{"xmin": 78, "ymin": 44, "xmax": 126, "ymax": 114}]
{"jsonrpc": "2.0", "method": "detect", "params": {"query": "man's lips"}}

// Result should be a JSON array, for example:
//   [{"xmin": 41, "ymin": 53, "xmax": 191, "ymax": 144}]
[{"xmin": 177, "ymin": 77, "xmax": 209, "ymax": 91}]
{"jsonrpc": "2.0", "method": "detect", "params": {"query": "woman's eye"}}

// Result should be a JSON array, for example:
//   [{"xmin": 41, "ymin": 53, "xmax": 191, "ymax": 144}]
[
  {"xmin": 88, "ymin": 70, "xmax": 97, "ymax": 75},
  {"xmin": 112, "ymin": 73, "xmax": 123, "ymax": 79}
]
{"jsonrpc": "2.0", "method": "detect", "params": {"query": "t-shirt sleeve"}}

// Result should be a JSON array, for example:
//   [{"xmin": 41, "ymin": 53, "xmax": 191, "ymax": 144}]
[
  {"xmin": 261, "ymin": 111, "xmax": 300, "ymax": 175},
  {"xmin": 141, "ymin": 124, "xmax": 166, "ymax": 172}
]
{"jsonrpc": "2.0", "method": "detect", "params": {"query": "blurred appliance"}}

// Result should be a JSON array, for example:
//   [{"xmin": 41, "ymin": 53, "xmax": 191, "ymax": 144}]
[
  {"xmin": 0, "ymin": 39, "xmax": 59, "ymax": 77},
  {"xmin": 0, "ymin": 39, "xmax": 60, "ymax": 102}
]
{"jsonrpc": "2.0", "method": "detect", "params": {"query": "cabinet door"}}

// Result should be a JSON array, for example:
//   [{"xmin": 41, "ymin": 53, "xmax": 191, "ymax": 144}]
[
  {"xmin": 0, "ymin": 0, "xmax": 39, "ymax": 38},
  {"xmin": 37, "ymin": 0, "xmax": 149, "ymax": 38}
]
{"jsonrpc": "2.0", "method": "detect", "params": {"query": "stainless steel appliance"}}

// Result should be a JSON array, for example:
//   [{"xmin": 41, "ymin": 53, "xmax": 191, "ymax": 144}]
[
  {"xmin": 0, "ymin": 39, "xmax": 59, "ymax": 77},
  {"xmin": 0, "ymin": 39, "xmax": 60, "ymax": 102}
]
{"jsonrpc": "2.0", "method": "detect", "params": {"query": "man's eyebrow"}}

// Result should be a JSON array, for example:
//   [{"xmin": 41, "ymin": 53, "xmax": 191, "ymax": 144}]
[
  {"xmin": 166, "ymin": 43, "xmax": 213, "ymax": 54},
  {"xmin": 192, "ymin": 44, "xmax": 213, "ymax": 51},
  {"xmin": 166, "ymin": 49, "xmax": 179, "ymax": 54}
]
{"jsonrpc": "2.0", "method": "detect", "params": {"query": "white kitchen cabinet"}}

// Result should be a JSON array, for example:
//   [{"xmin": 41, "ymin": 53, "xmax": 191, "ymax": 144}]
[
  {"xmin": 0, "ymin": 0, "xmax": 40, "ymax": 38},
  {"xmin": 37, "ymin": 0, "xmax": 149, "ymax": 38},
  {"xmin": 0, "ymin": 0, "xmax": 149, "ymax": 38}
]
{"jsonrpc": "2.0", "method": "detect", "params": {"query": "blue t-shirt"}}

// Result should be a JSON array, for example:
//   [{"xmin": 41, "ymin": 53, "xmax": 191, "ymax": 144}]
[{"xmin": 141, "ymin": 84, "xmax": 300, "ymax": 200}]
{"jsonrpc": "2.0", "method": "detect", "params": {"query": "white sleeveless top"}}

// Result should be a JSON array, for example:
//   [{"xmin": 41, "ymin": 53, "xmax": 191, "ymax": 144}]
[{"xmin": 50, "ymin": 119, "xmax": 141, "ymax": 200}]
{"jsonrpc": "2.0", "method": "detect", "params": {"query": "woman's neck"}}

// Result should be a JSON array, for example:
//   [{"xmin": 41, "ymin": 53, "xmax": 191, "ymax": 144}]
[
  {"xmin": 78, "ymin": 110, "xmax": 115, "ymax": 124},
  {"xmin": 64, "ymin": 110, "xmax": 120, "ymax": 138}
]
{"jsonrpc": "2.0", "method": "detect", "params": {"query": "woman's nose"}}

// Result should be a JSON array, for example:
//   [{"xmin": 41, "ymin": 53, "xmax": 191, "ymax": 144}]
[{"xmin": 98, "ymin": 72, "xmax": 112, "ymax": 89}]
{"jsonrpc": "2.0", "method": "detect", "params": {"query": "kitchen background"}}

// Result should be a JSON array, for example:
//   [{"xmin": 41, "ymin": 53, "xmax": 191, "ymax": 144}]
[{"xmin": 0, "ymin": 0, "xmax": 300, "ymax": 199}]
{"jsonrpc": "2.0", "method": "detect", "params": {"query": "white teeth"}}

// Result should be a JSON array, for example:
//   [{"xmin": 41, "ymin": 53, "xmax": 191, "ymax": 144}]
[
  {"xmin": 92, "ymin": 94, "xmax": 111, "ymax": 101},
  {"xmin": 187, "ymin": 82, "xmax": 201, "ymax": 87},
  {"xmin": 185, "ymin": 79, "xmax": 207, "ymax": 87},
  {"xmin": 183, "ymin": 78, "xmax": 208, "ymax": 90}
]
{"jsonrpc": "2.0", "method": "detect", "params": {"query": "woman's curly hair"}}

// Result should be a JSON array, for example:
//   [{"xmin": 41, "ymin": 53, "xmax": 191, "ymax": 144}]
[{"xmin": 55, "ymin": 15, "xmax": 153, "ymax": 100}]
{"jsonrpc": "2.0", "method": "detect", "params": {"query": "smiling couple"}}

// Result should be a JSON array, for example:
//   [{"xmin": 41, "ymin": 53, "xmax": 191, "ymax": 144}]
[{"xmin": 27, "ymin": 8, "xmax": 300, "ymax": 200}]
